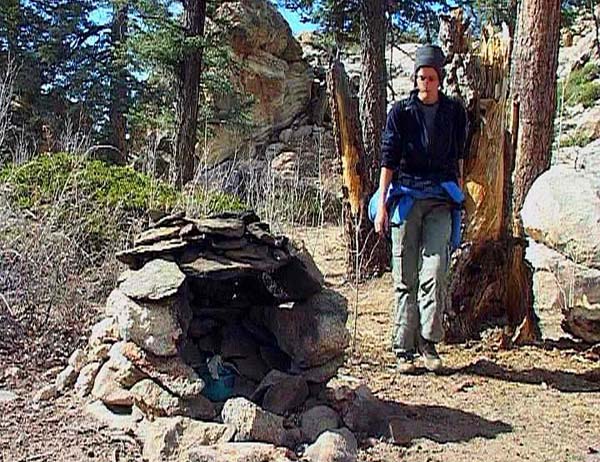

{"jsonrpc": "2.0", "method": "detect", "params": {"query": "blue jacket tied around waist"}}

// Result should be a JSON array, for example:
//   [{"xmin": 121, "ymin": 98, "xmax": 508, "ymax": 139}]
[{"xmin": 368, "ymin": 181, "xmax": 465, "ymax": 251}]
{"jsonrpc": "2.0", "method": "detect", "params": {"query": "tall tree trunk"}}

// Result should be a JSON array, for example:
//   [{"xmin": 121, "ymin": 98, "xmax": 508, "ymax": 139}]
[
  {"xmin": 506, "ymin": 0, "xmax": 560, "ymax": 343},
  {"xmin": 442, "ymin": 13, "xmax": 517, "ymax": 342},
  {"xmin": 442, "ymin": 3, "xmax": 560, "ymax": 345},
  {"xmin": 511, "ymin": 0, "xmax": 560, "ymax": 212},
  {"xmin": 173, "ymin": 0, "xmax": 207, "ymax": 188},
  {"xmin": 109, "ymin": 3, "xmax": 128, "ymax": 165},
  {"xmin": 341, "ymin": 0, "xmax": 387, "ymax": 278}
]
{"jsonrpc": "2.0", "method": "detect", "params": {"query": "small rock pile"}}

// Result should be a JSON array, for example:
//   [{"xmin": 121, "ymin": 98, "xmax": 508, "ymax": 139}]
[{"xmin": 51, "ymin": 211, "xmax": 361, "ymax": 461}]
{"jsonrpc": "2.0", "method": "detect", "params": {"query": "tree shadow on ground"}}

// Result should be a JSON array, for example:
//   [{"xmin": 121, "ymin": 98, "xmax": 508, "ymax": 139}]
[
  {"xmin": 342, "ymin": 387, "xmax": 513, "ymax": 446},
  {"xmin": 449, "ymin": 358, "xmax": 600, "ymax": 393},
  {"xmin": 383, "ymin": 401, "xmax": 513, "ymax": 445}
]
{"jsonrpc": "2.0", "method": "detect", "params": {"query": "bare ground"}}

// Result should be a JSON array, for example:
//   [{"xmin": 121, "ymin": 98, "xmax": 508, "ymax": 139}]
[{"xmin": 1, "ymin": 225, "xmax": 599, "ymax": 462}]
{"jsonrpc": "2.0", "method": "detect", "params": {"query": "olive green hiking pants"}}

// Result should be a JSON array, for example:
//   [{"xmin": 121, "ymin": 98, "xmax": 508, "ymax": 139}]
[{"xmin": 390, "ymin": 198, "xmax": 452, "ymax": 354}]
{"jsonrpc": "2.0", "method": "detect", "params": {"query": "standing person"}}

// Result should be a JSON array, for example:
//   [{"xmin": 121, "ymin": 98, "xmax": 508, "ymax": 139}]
[{"xmin": 371, "ymin": 44, "xmax": 467, "ymax": 373}]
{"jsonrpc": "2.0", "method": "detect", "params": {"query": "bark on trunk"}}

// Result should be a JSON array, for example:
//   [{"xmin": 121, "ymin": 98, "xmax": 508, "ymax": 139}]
[
  {"xmin": 327, "ymin": 60, "xmax": 383, "ymax": 278},
  {"xmin": 442, "ymin": 17, "xmax": 518, "ymax": 342},
  {"xmin": 511, "ymin": 0, "xmax": 560, "ymax": 213},
  {"xmin": 442, "ymin": 3, "xmax": 560, "ymax": 346},
  {"xmin": 347, "ymin": 0, "xmax": 389, "ymax": 276},
  {"xmin": 507, "ymin": 0, "xmax": 560, "ymax": 344},
  {"xmin": 109, "ymin": 4, "xmax": 128, "ymax": 165},
  {"xmin": 173, "ymin": 0, "xmax": 207, "ymax": 188}
]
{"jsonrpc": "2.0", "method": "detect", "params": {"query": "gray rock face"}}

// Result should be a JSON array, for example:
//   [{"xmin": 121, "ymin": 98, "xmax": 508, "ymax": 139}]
[
  {"xmin": 522, "ymin": 165, "xmax": 600, "ymax": 342},
  {"xmin": 252, "ymin": 370, "xmax": 309, "ymax": 415},
  {"xmin": 118, "ymin": 259, "xmax": 186, "ymax": 301},
  {"xmin": 522, "ymin": 165, "xmax": 600, "ymax": 270},
  {"xmin": 303, "ymin": 428, "xmax": 358, "ymax": 462},
  {"xmin": 203, "ymin": 0, "xmax": 312, "ymax": 165},
  {"xmin": 142, "ymin": 417, "xmax": 236, "ymax": 462},
  {"xmin": 106, "ymin": 288, "xmax": 190, "ymax": 357},
  {"xmin": 84, "ymin": 400, "xmax": 143, "ymax": 433},
  {"xmin": 186, "ymin": 443, "xmax": 297, "ymax": 462},
  {"xmin": 113, "ymin": 341, "xmax": 205, "ymax": 399},
  {"xmin": 74, "ymin": 362, "xmax": 102, "ymax": 397},
  {"xmin": 264, "ymin": 289, "xmax": 349, "ymax": 368},
  {"xmin": 221, "ymin": 397, "xmax": 292, "ymax": 447},
  {"xmin": 301, "ymin": 405, "xmax": 340, "ymax": 442},
  {"xmin": 55, "ymin": 365, "xmax": 78, "ymax": 392},
  {"xmin": 131, "ymin": 379, "xmax": 216, "ymax": 420}
]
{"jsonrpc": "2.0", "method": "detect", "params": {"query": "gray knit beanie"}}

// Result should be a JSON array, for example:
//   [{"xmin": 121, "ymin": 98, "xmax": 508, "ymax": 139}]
[{"xmin": 414, "ymin": 44, "xmax": 445, "ymax": 83}]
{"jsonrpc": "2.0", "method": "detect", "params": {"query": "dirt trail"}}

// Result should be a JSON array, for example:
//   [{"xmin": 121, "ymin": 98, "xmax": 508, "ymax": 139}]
[{"xmin": 1, "ymin": 225, "xmax": 599, "ymax": 462}]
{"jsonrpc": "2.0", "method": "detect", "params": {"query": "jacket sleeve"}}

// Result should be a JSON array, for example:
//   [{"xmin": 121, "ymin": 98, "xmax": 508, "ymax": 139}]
[
  {"xmin": 380, "ymin": 103, "xmax": 403, "ymax": 169},
  {"xmin": 455, "ymin": 102, "xmax": 468, "ymax": 159}
]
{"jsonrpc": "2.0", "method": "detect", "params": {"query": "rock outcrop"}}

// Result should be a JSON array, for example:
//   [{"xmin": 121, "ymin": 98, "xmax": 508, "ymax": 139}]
[{"xmin": 205, "ymin": 0, "xmax": 313, "ymax": 165}]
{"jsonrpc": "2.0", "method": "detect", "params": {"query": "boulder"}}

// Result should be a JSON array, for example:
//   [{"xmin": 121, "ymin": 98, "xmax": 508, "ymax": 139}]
[
  {"xmin": 33, "ymin": 384, "xmax": 58, "ymax": 402},
  {"xmin": 0, "ymin": 390, "xmax": 17, "ymax": 403},
  {"xmin": 186, "ymin": 443, "xmax": 297, "ymax": 462},
  {"xmin": 264, "ymin": 289, "xmax": 349, "ymax": 368},
  {"xmin": 89, "ymin": 317, "xmax": 119, "ymax": 346},
  {"xmin": 84, "ymin": 400, "xmax": 143, "ymax": 433},
  {"xmin": 131, "ymin": 379, "xmax": 216, "ymax": 420},
  {"xmin": 115, "ymin": 239, "xmax": 189, "ymax": 268},
  {"xmin": 303, "ymin": 428, "xmax": 358, "ymax": 462},
  {"xmin": 142, "ymin": 417, "xmax": 235, "ymax": 462},
  {"xmin": 55, "ymin": 365, "xmax": 78, "ymax": 392},
  {"xmin": 299, "ymin": 355, "xmax": 345, "ymax": 384},
  {"xmin": 527, "ymin": 240, "xmax": 600, "ymax": 341},
  {"xmin": 74, "ymin": 362, "xmax": 102, "ymax": 397},
  {"xmin": 114, "ymin": 341, "xmax": 205, "ymax": 399},
  {"xmin": 221, "ymin": 397, "xmax": 294, "ymax": 447},
  {"xmin": 106, "ymin": 288, "xmax": 191, "ymax": 357},
  {"xmin": 91, "ymin": 356, "xmax": 145, "ymax": 406},
  {"xmin": 576, "ymin": 105, "xmax": 600, "ymax": 142},
  {"xmin": 522, "ymin": 165, "xmax": 600, "ymax": 270},
  {"xmin": 301, "ymin": 405, "xmax": 340, "ymax": 442},
  {"xmin": 134, "ymin": 226, "xmax": 181, "ymax": 246},
  {"xmin": 118, "ymin": 259, "xmax": 186, "ymax": 301},
  {"xmin": 261, "ymin": 241, "xmax": 324, "ymax": 302},
  {"xmin": 252, "ymin": 370, "xmax": 309, "ymax": 415},
  {"xmin": 271, "ymin": 151, "xmax": 299, "ymax": 179},
  {"xmin": 68, "ymin": 348, "xmax": 88, "ymax": 371},
  {"xmin": 337, "ymin": 385, "xmax": 388, "ymax": 435}
]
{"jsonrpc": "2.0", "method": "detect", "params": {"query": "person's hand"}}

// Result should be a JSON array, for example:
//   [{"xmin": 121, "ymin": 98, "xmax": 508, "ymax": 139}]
[{"xmin": 374, "ymin": 205, "xmax": 389, "ymax": 237}]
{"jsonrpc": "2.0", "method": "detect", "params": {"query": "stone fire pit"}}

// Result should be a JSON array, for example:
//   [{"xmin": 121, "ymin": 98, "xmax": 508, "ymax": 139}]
[{"xmin": 56, "ymin": 211, "xmax": 354, "ymax": 461}]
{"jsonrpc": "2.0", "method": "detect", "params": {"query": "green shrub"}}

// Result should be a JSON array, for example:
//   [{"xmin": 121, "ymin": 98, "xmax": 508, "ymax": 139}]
[
  {"xmin": 560, "ymin": 63, "xmax": 600, "ymax": 108},
  {"xmin": 0, "ymin": 152, "xmax": 245, "ymax": 251}
]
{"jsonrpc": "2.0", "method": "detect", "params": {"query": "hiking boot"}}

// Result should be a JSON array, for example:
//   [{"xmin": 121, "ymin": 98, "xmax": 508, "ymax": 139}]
[
  {"xmin": 396, "ymin": 351, "xmax": 416, "ymax": 374},
  {"xmin": 418, "ymin": 339, "xmax": 443, "ymax": 372}
]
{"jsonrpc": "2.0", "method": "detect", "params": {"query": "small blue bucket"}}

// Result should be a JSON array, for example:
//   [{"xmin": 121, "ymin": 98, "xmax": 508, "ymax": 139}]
[{"xmin": 201, "ymin": 366, "xmax": 236, "ymax": 402}]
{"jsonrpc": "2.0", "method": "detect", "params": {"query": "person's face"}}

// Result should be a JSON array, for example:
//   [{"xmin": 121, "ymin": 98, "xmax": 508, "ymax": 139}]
[{"xmin": 416, "ymin": 67, "xmax": 440, "ymax": 103}]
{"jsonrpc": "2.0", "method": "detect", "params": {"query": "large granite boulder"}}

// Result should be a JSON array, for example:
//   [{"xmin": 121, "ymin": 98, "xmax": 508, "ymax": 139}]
[
  {"xmin": 522, "ymin": 165, "xmax": 600, "ymax": 270},
  {"xmin": 523, "ymin": 165, "xmax": 600, "ymax": 342},
  {"xmin": 263, "ymin": 289, "xmax": 349, "ymax": 368}
]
